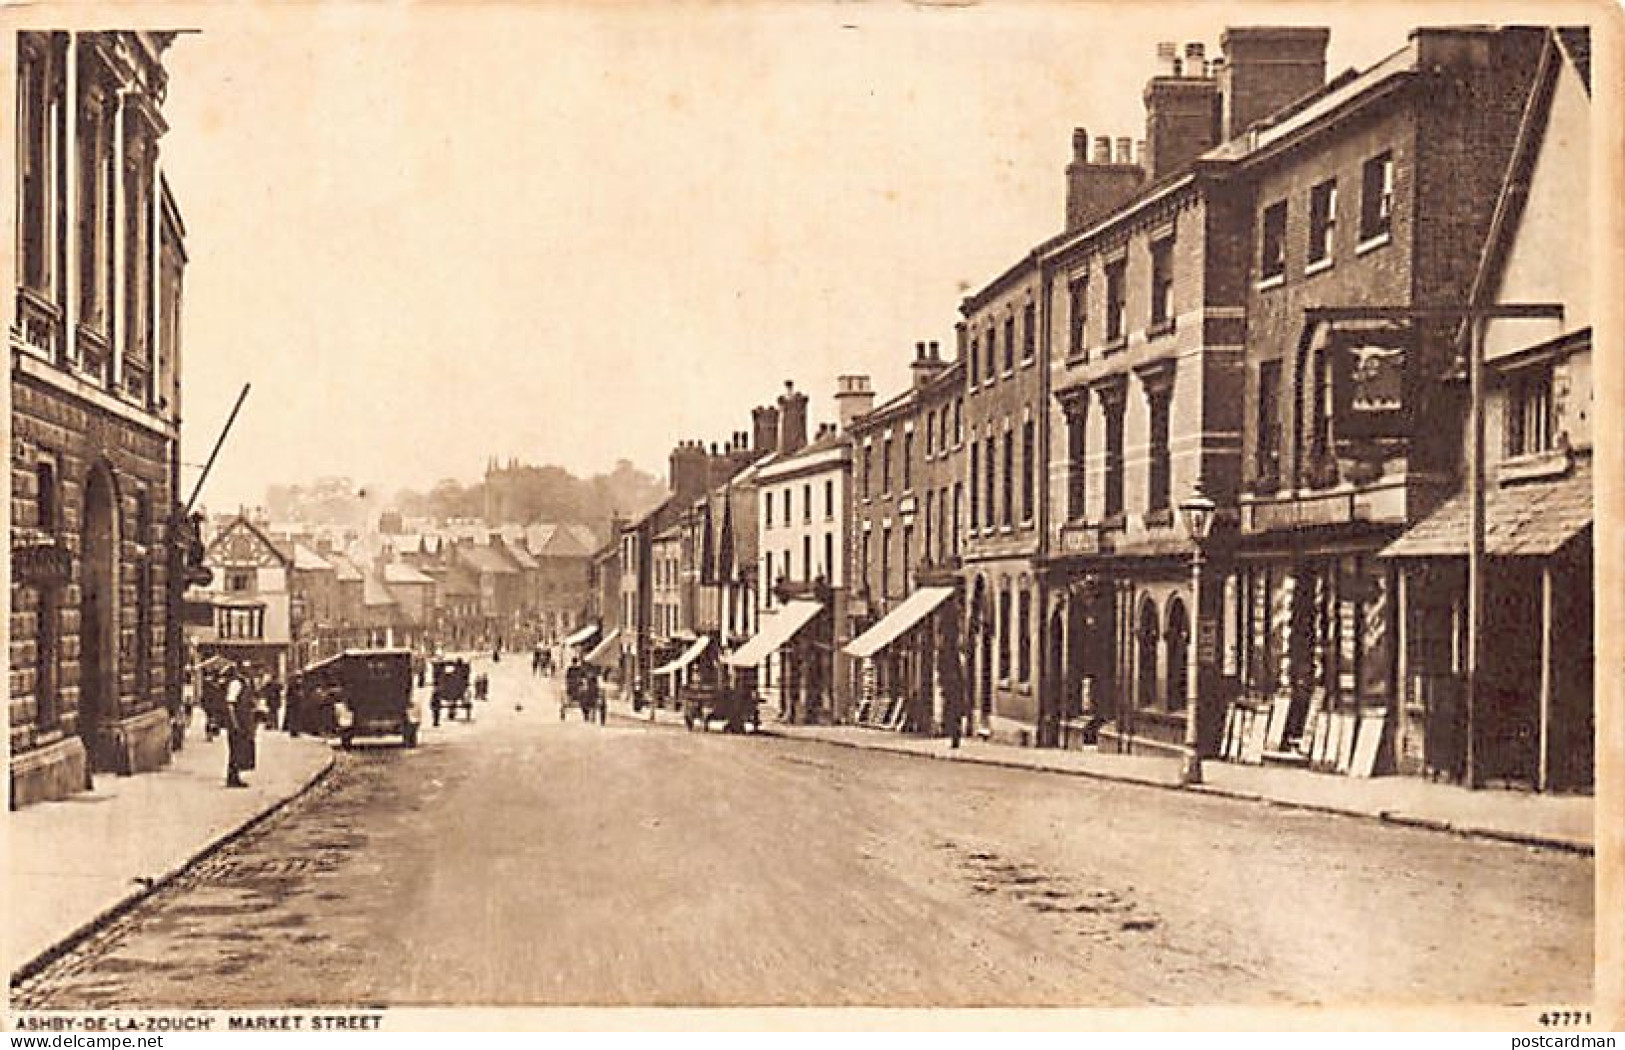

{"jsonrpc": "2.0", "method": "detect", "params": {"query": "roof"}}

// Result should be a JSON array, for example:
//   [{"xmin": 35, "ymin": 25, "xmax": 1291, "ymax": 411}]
[
  {"xmin": 1556, "ymin": 27, "xmax": 1589, "ymax": 92},
  {"xmin": 756, "ymin": 430, "xmax": 850, "ymax": 481},
  {"xmin": 440, "ymin": 563, "xmax": 481, "ymax": 597},
  {"xmin": 362, "ymin": 573, "xmax": 398, "ymax": 607},
  {"xmin": 501, "ymin": 539, "xmax": 540, "ymax": 571},
  {"xmin": 528, "ymin": 522, "xmax": 596, "ymax": 558},
  {"xmin": 291, "ymin": 544, "xmax": 331, "ymax": 572},
  {"xmin": 1382, "ymin": 459, "xmax": 1592, "ymax": 559},
  {"xmin": 382, "ymin": 561, "xmax": 435, "ymax": 585},
  {"xmin": 328, "ymin": 553, "xmax": 365, "ymax": 583},
  {"xmin": 458, "ymin": 542, "xmax": 519, "ymax": 574}
]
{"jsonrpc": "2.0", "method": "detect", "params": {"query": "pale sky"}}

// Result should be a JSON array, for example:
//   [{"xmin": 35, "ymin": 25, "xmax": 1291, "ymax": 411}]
[{"xmin": 157, "ymin": 2, "xmax": 1448, "ymax": 512}]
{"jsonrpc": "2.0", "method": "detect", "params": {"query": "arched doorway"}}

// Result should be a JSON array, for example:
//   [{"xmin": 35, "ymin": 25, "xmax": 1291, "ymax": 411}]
[
  {"xmin": 80, "ymin": 463, "xmax": 120, "ymax": 772},
  {"xmin": 1166, "ymin": 596, "xmax": 1190, "ymax": 713}
]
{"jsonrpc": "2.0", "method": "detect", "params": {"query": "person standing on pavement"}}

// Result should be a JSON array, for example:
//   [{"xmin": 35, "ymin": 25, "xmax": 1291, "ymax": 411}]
[
  {"xmin": 264, "ymin": 678, "xmax": 283, "ymax": 732},
  {"xmin": 223, "ymin": 665, "xmax": 257, "ymax": 788}
]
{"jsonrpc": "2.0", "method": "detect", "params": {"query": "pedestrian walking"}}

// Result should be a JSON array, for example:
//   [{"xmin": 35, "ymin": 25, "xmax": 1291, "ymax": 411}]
[
  {"xmin": 223, "ymin": 666, "xmax": 258, "ymax": 788},
  {"xmin": 265, "ymin": 679, "xmax": 283, "ymax": 732}
]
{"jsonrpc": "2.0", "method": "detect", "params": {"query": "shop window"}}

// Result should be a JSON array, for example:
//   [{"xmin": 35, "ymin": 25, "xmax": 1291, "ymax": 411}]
[
  {"xmin": 1166, "ymin": 597, "xmax": 1189, "ymax": 711},
  {"xmin": 1137, "ymin": 598, "xmax": 1160, "ymax": 709}
]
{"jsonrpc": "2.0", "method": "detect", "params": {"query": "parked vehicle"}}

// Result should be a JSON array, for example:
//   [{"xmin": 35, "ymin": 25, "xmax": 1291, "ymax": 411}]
[
  {"xmin": 300, "ymin": 649, "xmax": 421, "ymax": 748},
  {"xmin": 432, "ymin": 658, "xmax": 473, "ymax": 721}
]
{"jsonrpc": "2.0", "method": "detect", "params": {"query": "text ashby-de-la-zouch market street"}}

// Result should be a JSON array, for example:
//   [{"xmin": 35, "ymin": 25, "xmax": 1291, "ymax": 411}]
[{"xmin": 3, "ymin": 2, "xmax": 1613, "ymax": 1039}]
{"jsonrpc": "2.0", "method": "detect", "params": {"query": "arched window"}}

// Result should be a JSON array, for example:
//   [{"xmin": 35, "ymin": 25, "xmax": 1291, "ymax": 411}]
[
  {"xmin": 1166, "ymin": 596, "xmax": 1190, "ymax": 712},
  {"xmin": 1137, "ymin": 598, "xmax": 1160, "ymax": 710}
]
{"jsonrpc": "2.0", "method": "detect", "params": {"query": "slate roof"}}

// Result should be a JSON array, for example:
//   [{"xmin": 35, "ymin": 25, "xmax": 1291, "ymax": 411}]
[
  {"xmin": 458, "ymin": 542, "xmax": 519, "ymax": 574},
  {"xmin": 1382, "ymin": 459, "xmax": 1592, "ymax": 558},
  {"xmin": 382, "ymin": 562, "xmax": 435, "ymax": 585},
  {"xmin": 291, "ymin": 544, "xmax": 331, "ymax": 572}
]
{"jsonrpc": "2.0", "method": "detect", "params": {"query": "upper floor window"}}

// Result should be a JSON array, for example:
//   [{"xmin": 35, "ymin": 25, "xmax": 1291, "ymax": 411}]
[
  {"xmin": 925, "ymin": 412, "xmax": 935, "ymax": 458},
  {"xmin": 953, "ymin": 399, "xmax": 963, "ymax": 445},
  {"xmin": 36, "ymin": 460, "xmax": 59, "ymax": 534},
  {"xmin": 1260, "ymin": 201, "xmax": 1287, "ymax": 281},
  {"xmin": 1150, "ymin": 237, "xmax": 1174, "ymax": 328},
  {"xmin": 1021, "ymin": 303, "xmax": 1036, "ymax": 362},
  {"xmin": 1103, "ymin": 396, "xmax": 1126, "ymax": 520},
  {"xmin": 969, "ymin": 440, "xmax": 981, "ymax": 530},
  {"xmin": 1068, "ymin": 275, "xmax": 1088, "ymax": 359},
  {"xmin": 1001, "ymin": 429, "xmax": 1015, "ymax": 529},
  {"xmin": 824, "ymin": 479, "xmax": 834, "ymax": 519},
  {"xmin": 227, "ymin": 570, "xmax": 255, "ymax": 593},
  {"xmin": 765, "ymin": 490, "xmax": 775, "ymax": 528},
  {"xmin": 1003, "ymin": 316, "xmax": 1016, "ymax": 373},
  {"xmin": 985, "ymin": 325, "xmax": 997, "ymax": 382},
  {"xmin": 902, "ymin": 431, "xmax": 914, "ymax": 490},
  {"xmin": 969, "ymin": 336, "xmax": 980, "ymax": 385},
  {"xmin": 1105, "ymin": 259, "xmax": 1127, "ymax": 344},
  {"xmin": 1066, "ymin": 405, "xmax": 1087, "ymax": 522},
  {"xmin": 1309, "ymin": 179, "xmax": 1338, "ymax": 265},
  {"xmin": 1021, "ymin": 418, "xmax": 1036, "ymax": 523},
  {"xmin": 802, "ymin": 482, "xmax": 812, "ymax": 523},
  {"xmin": 1147, "ymin": 388, "xmax": 1172, "ymax": 513},
  {"xmin": 1506, "ymin": 366, "xmax": 1554, "ymax": 458},
  {"xmin": 1360, "ymin": 152, "xmax": 1394, "ymax": 243},
  {"xmin": 17, "ymin": 34, "xmax": 58, "ymax": 297},
  {"xmin": 983, "ymin": 435, "xmax": 996, "ymax": 531},
  {"xmin": 882, "ymin": 437, "xmax": 894, "ymax": 494}
]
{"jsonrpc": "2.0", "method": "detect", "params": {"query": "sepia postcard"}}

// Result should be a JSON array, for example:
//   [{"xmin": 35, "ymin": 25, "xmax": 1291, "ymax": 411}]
[{"xmin": 3, "ymin": 0, "xmax": 1621, "ymax": 1034}]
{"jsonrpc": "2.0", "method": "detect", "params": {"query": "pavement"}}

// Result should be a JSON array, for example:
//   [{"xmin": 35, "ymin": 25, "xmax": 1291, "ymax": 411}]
[
  {"xmin": 5, "ymin": 718, "xmax": 335, "ymax": 983},
  {"xmin": 600, "ymin": 686, "xmax": 1594, "ymax": 855},
  {"xmin": 13, "ymin": 660, "xmax": 1594, "ymax": 1010}
]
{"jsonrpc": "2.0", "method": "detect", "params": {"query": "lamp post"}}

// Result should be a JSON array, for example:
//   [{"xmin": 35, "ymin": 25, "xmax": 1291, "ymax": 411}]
[{"xmin": 1179, "ymin": 486, "xmax": 1217, "ymax": 786}]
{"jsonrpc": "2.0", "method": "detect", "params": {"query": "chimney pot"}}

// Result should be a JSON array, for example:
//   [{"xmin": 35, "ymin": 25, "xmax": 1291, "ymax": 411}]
[
  {"xmin": 1185, "ymin": 41, "xmax": 1206, "ymax": 67},
  {"xmin": 1072, "ymin": 127, "xmax": 1089, "ymax": 161},
  {"xmin": 929, "ymin": 340, "xmax": 940, "ymax": 359},
  {"xmin": 1116, "ymin": 136, "xmax": 1133, "ymax": 164},
  {"xmin": 1093, "ymin": 135, "xmax": 1112, "ymax": 164}
]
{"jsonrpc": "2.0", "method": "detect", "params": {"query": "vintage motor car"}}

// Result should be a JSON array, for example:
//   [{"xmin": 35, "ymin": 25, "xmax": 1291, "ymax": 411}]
[{"xmin": 301, "ymin": 648, "xmax": 421, "ymax": 748}]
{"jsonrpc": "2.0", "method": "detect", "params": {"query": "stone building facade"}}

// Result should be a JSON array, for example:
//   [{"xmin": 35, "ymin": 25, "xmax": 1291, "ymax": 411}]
[{"xmin": 11, "ymin": 31, "xmax": 188, "ymax": 806}]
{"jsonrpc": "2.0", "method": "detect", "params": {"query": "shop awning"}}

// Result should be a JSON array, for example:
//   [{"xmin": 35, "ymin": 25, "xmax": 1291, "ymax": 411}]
[
  {"xmin": 1382, "ymin": 460, "xmax": 1592, "ymax": 559},
  {"xmin": 845, "ymin": 586, "xmax": 955, "ymax": 659},
  {"xmin": 653, "ymin": 635, "xmax": 711, "ymax": 677},
  {"xmin": 722, "ymin": 600, "xmax": 823, "ymax": 668},
  {"xmin": 584, "ymin": 628, "xmax": 620, "ymax": 667},
  {"xmin": 563, "ymin": 623, "xmax": 601, "ymax": 648}
]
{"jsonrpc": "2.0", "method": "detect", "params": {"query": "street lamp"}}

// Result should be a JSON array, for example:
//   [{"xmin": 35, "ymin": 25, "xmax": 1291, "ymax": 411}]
[{"xmin": 1179, "ymin": 486, "xmax": 1217, "ymax": 786}]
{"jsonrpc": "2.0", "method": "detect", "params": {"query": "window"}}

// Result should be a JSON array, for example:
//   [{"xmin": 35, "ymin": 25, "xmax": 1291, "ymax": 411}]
[
  {"xmin": 1148, "ymin": 389, "xmax": 1171, "ymax": 513},
  {"xmin": 1150, "ymin": 237, "xmax": 1174, "ymax": 328},
  {"xmin": 883, "ymin": 437, "xmax": 893, "ymax": 494},
  {"xmin": 1506, "ymin": 367, "xmax": 1554, "ymax": 458},
  {"xmin": 983, "ymin": 435, "xmax": 996, "ymax": 532},
  {"xmin": 802, "ymin": 535, "xmax": 811, "ymax": 579},
  {"xmin": 1136, "ymin": 599, "xmax": 1160, "ymax": 709},
  {"xmin": 951, "ymin": 485, "xmax": 962, "ymax": 555},
  {"xmin": 1309, "ymin": 179, "xmax": 1337, "ymax": 264},
  {"xmin": 1022, "ymin": 303, "xmax": 1036, "ymax": 362},
  {"xmin": 1003, "ymin": 316, "xmax": 1016, "ymax": 372},
  {"xmin": 924, "ymin": 491, "xmax": 935, "ymax": 561},
  {"xmin": 765, "ymin": 490, "xmax": 775, "ymax": 529},
  {"xmin": 77, "ymin": 54, "xmax": 114, "ymax": 334},
  {"xmin": 824, "ymin": 479, "xmax": 834, "ymax": 519},
  {"xmin": 985, "ymin": 325, "xmax": 996, "ymax": 381},
  {"xmin": 881, "ymin": 528, "xmax": 892, "ymax": 598},
  {"xmin": 902, "ymin": 431, "xmax": 913, "ymax": 490},
  {"xmin": 1066, "ymin": 407, "xmax": 1087, "ymax": 521},
  {"xmin": 998, "ymin": 587, "xmax": 1012, "ymax": 681},
  {"xmin": 1360, "ymin": 151, "xmax": 1394, "ymax": 242},
  {"xmin": 1260, "ymin": 201, "xmax": 1287, "ymax": 281},
  {"xmin": 36, "ymin": 461, "xmax": 58, "ymax": 534},
  {"xmin": 1166, "ymin": 597, "xmax": 1189, "ymax": 711},
  {"xmin": 1018, "ymin": 589, "xmax": 1032, "ymax": 683},
  {"xmin": 902, "ymin": 525, "xmax": 913, "ymax": 589},
  {"xmin": 860, "ymin": 531, "xmax": 871, "ymax": 592},
  {"xmin": 802, "ymin": 483, "xmax": 812, "ymax": 523},
  {"xmin": 1256, "ymin": 360, "xmax": 1283, "ymax": 489},
  {"xmin": 823, "ymin": 533, "xmax": 833, "ymax": 582},
  {"xmin": 1001, "ymin": 429, "xmax": 1015, "ymax": 529},
  {"xmin": 1104, "ymin": 397, "xmax": 1125, "ymax": 519},
  {"xmin": 969, "ymin": 439, "xmax": 980, "ymax": 529},
  {"xmin": 953, "ymin": 399, "xmax": 963, "ymax": 445},
  {"xmin": 1021, "ymin": 419, "xmax": 1036, "ymax": 523},
  {"xmin": 227, "ymin": 570, "xmax": 254, "ymax": 593},
  {"xmin": 17, "ymin": 35, "xmax": 56, "ymax": 296},
  {"xmin": 1068, "ymin": 275, "xmax": 1088, "ymax": 358},
  {"xmin": 1105, "ymin": 259, "xmax": 1127, "ymax": 343},
  {"xmin": 969, "ymin": 336, "xmax": 979, "ymax": 385},
  {"xmin": 861, "ymin": 446, "xmax": 872, "ymax": 499},
  {"xmin": 925, "ymin": 413, "xmax": 935, "ymax": 458}
]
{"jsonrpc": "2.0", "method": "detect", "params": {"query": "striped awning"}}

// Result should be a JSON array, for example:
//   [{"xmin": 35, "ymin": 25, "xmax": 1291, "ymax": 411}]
[
  {"xmin": 653, "ymin": 635, "xmax": 711, "ymax": 677},
  {"xmin": 722, "ymin": 601, "xmax": 823, "ymax": 668},
  {"xmin": 563, "ymin": 623, "xmax": 601, "ymax": 648}
]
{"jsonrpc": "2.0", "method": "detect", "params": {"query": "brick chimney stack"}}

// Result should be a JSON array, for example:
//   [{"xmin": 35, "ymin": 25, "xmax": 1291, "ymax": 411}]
[
  {"xmin": 1065, "ymin": 126, "xmax": 1146, "ymax": 232},
  {"xmin": 669, "ymin": 440, "xmax": 710, "ymax": 503},
  {"xmin": 910, "ymin": 340, "xmax": 949, "ymax": 389},
  {"xmin": 777, "ymin": 380, "xmax": 808, "ymax": 455},
  {"xmin": 1143, "ymin": 39, "xmax": 1221, "ymax": 183},
  {"xmin": 751, "ymin": 403, "xmax": 781, "ymax": 456},
  {"xmin": 1218, "ymin": 27, "xmax": 1330, "ymax": 141},
  {"xmin": 835, "ymin": 374, "xmax": 875, "ymax": 432}
]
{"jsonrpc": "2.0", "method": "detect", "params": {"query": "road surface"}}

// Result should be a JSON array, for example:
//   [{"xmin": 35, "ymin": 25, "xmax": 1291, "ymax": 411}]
[{"xmin": 14, "ymin": 657, "xmax": 1593, "ymax": 1009}]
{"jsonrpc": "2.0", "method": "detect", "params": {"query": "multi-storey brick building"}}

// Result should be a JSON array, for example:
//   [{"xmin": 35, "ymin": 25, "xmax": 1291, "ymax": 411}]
[
  {"xmin": 11, "ymin": 31, "xmax": 189, "ymax": 805},
  {"xmin": 959, "ymin": 256, "xmax": 1049, "ymax": 743},
  {"xmin": 845, "ymin": 347, "xmax": 967, "ymax": 733}
]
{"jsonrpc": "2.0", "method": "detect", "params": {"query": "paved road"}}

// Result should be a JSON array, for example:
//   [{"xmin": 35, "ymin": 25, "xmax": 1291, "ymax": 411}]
[{"xmin": 15, "ymin": 658, "xmax": 1593, "ymax": 1009}]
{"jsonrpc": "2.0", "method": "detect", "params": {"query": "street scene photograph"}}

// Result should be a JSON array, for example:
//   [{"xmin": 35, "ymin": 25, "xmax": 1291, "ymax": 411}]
[{"xmin": 4, "ymin": 0, "xmax": 1614, "ymax": 1031}]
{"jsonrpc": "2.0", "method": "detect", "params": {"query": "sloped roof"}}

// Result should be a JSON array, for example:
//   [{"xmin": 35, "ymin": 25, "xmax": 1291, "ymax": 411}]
[
  {"xmin": 328, "ymin": 553, "xmax": 365, "ymax": 583},
  {"xmin": 383, "ymin": 561, "xmax": 435, "ymax": 585},
  {"xmin": 291, "ymin": 544, "xmax": 331, "ymax": 572},
  {"xmin": 362, "ymin": 573, "xmax": 398, "ymax": 607},
  {"xmin": 502, "ymin": 539, "xmax": 540, "ymax": 571},
  {"xmin": 440, "ymin": 562, "xmax": 481, "ymax": 597},
  {"xmin": 528, "ymin": 522, "xmax": 595, "ymax": 558},
  {"xmin": 1383, "ymin": 459, "xmax": 1592, "ymax": 559},
  {"xmin": 458, "ymin": 542, "xmax": 519, "ymax": 574}
]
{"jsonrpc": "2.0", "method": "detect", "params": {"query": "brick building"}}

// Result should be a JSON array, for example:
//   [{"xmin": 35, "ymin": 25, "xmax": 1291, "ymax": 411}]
[
  {"xmin": 845, "ymin": 348, "xmax": 968, "ymax": 734},
  {"xmin": 959, "ymin": 255, "xmax": 1049, "ymax": 743},
  {"xmin": 11, "ymin": 32, "xmax": 189, "ymax": 806}
]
